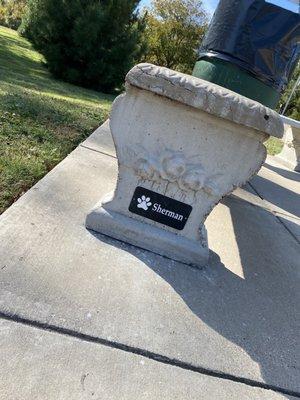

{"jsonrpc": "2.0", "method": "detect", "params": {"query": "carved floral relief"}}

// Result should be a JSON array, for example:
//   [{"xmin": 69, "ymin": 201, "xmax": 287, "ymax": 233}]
[{"xmin": 132, "ymin": 147, "xmax": 222, "ymax": 196}]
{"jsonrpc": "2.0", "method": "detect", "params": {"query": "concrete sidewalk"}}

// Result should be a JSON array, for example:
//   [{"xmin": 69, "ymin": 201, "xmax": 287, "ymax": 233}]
[{"xmin": 0, "ymin": 122, "xmax": 299, "ymax": 399}]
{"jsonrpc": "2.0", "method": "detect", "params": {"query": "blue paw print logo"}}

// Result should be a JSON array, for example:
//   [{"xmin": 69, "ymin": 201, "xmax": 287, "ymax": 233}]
[{"xmin": 137, "ymin": 195, "xmax": 152, "ymax": 211}]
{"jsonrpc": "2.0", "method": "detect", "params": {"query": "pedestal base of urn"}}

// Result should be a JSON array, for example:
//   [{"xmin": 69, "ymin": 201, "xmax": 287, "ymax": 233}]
[
  {"xmin": 86, "ymin": 204, "xmax": 209, "ymax": 268},
  {"xmin": 85, "ymin": 64, "xmax": 283, "ymax": 269}
]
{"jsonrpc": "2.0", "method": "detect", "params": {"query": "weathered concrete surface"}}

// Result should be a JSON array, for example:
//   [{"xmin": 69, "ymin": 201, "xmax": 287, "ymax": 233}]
[
  {"xmin": 1, "ymin": 319, "xmax": 294, "ymax": 400},
  {"xmin": 81, "ymin": 119, "xmax": 115, "ymax": 157},
  {"xmin": 250, "ymin": 156, "xmax": 300, "ymax": 242},
  {"xmin": 0, "ymin": 124, "xmax": 299, "ymax": 397},
  {"xmin": 87, "ymin": 63, "xmax": 279, "ymax": 266}
]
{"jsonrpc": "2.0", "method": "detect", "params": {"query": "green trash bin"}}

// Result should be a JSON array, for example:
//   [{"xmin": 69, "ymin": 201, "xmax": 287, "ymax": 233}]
[
  {"xmin": 193, "ymin": 0, "xmax": 300, "ymax": 109},
  {"xmin": 193, "ymin": 57, "xmax": 280, "ymax": 109}
]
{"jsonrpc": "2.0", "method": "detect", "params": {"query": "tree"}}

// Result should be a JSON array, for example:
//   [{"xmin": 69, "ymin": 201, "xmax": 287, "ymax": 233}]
[
  {"xmin": 19, "ymin": 0, "xmax": 145, "ymax": 92},
  {"xmin": 0, "ymin": 0, "xmax": 27, "ymax": 29},
  {"xmin": 142, "ymin": 0, "xmax": 207, "ymax": 74},
  {"xmin": 278, "ymin": 62, "xmax": 300, "ymax": 121}
]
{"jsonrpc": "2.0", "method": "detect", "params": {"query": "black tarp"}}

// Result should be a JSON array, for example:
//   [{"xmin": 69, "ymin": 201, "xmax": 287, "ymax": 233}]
[{"xmin": 198, "ymin": 0, "xmax": 300, "ymax": 92}]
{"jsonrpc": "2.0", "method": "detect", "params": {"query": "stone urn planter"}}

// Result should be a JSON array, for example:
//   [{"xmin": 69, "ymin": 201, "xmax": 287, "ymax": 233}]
[{"xmin": 86, "ymin": 63, "xmax": 283, "ymax": 267}]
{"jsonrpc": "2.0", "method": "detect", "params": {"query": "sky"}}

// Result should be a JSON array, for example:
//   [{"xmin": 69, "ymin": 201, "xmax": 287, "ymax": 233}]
[
  {"xmin": 139, "ymin": 0, "xmax": 218, "ymax": 15},
  {"xmin": 139, "ymin": 0, "xmax": 299, "ymax": 16}
]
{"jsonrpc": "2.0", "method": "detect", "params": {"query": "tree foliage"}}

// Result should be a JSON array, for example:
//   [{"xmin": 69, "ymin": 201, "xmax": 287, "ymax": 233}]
[
  {"xmin": 19, "ymin": 0, "xmax": 145, "ymax": 92},
  {"xmin": 0, "ymin": 0, "xmax": 27, "ymax": 29},
  {"xmin": 143, "ymin": 0, "xmax": 207, "ymax": 74},
  {"xmin": 278, "ymin": 62, "xmax": 300, "ymax": 121}
]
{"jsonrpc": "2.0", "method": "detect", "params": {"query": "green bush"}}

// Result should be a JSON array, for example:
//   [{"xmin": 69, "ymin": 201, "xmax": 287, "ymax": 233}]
[
  {"xmin": 143, "ymin": 0, "xmax": 207, "ymax": 74},
  {"xmin": 0, "ymin": 0, "xmax": 26, "ymax": 30},
  {"xmin": 20, "ymin": 0, "xmax": 145, "ymax": 92}
]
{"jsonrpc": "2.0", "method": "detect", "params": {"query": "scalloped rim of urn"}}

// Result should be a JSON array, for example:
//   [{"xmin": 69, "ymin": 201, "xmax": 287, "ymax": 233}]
[{"xmin": 126, "ymin": 63, "xmax": 284, "ymax": 139}]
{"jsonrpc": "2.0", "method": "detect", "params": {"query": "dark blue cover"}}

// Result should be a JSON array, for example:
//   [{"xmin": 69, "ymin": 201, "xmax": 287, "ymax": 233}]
[{"xmin": 199, "ymin": 0, "xmax": 300, "ymax": 92}]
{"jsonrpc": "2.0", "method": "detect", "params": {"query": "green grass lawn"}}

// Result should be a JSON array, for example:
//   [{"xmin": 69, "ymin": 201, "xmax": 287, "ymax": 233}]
[
  {"xmin": 0, "ymin": 25, "xmax": 114, "ymax": 214},
  {"xmin": 265, "ymin": 137, "xmax": 283, "ymax": 156}
]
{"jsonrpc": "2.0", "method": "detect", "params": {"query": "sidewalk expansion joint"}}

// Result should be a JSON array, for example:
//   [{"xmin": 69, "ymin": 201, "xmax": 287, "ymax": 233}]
[
  {"xmin": 80, "ymin": 144, "xmax": 117, "ymax": 159},
  {"xmin": 248, "ymin": 181, "xmax": 300, "ymax": 245},
  {"xmin": 1, "ymin": 311, "xmax": 299, "ymax": 398}
]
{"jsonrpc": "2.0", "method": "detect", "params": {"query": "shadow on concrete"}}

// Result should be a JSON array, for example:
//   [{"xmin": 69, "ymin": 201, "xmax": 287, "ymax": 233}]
[
  {"xmin": 92, "ymin": 195, "xmax": 300, "ymax": 399},
  {"xmin": 264, "ymin": 163, "xmax": 300, "ymax": 183},
  {"xmin": 250, "ymin": 174, "xmax": 300, "ymax": 218}
]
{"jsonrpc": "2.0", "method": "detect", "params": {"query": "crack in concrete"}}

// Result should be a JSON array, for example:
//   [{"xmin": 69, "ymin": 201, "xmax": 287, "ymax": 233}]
[{"xmin": 0, "ymin": 311, "xmax": 299, "ymax": 398}]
